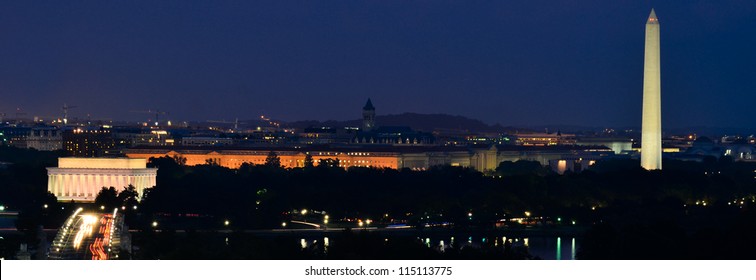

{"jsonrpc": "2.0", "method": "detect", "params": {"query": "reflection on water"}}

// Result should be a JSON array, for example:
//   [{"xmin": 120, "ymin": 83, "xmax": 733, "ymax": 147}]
[
  {"xmin": 292, "ymin": 235, "xmax": 578, "ymax": 260},
  {"xmin": 571, "ymin": 238, "xmax": 576, "ymax": 260}
]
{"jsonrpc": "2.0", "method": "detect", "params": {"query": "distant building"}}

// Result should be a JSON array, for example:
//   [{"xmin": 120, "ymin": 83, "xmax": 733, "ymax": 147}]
[
  {"xmin": 47, "ymin": 158, "xmax": 157, "ymax": 202},
  {"xmin": 27, "ymin": 126, "xmax": 62, "ymax": 151},
  {"xmin": 0, "ymin": 125, "xmax": 31, "ymax": 148},
  {"xmin": 298, "ymin": 127, "xmax": 358, "ymax": 145},
  {"xmin": 362, "ymin": 98, "xmax": 376, "ymax": 132},
  {"xmin": 549, "ymin": 157, "xmax": 600, "ymax": 175},
  {"xmin": 180, "ymin": 137, "xmax": 234, "ymax": 146},
  {"xmin": 514, "ymin": 132, "xmax": 576, "ymax": 146},
  {"xmin": 62, "ymin": 126, "xmax": 116, "ymax": 157},
  {"xmin": 576, "ymin": 138, "xmax": 632, "ymax": 155},
  {"xmin": 125, "ymin": 144, "xmax": 612, "ymax": 172},
  {"xmin": 353, "ymin": 126, "xmax": 435, "ymax": 146},
  {"xmin": 113, "ymin": 127, "xmax": 174, "ymax": 147},
  {"xmin": 723, "ymin": 140, "xmax": 755, "ymax": 161}
]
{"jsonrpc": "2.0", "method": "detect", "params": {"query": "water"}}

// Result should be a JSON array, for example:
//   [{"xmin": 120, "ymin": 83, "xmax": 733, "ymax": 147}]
[
  {"xmin": 295, "ymin": 235, "xmax": 579, "ymax": 260},
  {"xmin": 526, "ymin": 236, "xmax": 578, "ymax": 260}
]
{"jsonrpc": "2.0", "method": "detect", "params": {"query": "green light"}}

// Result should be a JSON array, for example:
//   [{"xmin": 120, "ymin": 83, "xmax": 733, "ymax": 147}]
[
  {"xmin": 571, "ymin": 221, "xmax": 576, "ymax": 225},
  {"xmin": 557, "ymin": 217, "xmax": 561, "ymax": 222},
  {"xmin": 0, "ymin": 205, "xmax": 5, "ymax": 211}
]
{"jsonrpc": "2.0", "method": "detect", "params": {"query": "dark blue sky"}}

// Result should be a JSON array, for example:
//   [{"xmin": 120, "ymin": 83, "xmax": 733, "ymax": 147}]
[{"xmin": 1, "ymin": 1, "xmax": 755, "ymax": 129}]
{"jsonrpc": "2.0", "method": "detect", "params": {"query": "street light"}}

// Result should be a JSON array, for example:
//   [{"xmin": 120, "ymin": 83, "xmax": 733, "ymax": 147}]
[
  {"xmin": 152, "ymin": 221, "xmax": 158, "ymax": 228},
  {"xmin": 281, "ymin": 222, "xmax": 287, "ymax": 227},
  {"xmin": 224, "ymin": 220, "xmax": 230, "ymax": 226}
]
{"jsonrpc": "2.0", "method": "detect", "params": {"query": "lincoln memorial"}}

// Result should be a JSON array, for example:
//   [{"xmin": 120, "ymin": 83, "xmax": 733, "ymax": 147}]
[{"xmin": 47, "ymin": 158, "xmax": 157, "ymax": 202}]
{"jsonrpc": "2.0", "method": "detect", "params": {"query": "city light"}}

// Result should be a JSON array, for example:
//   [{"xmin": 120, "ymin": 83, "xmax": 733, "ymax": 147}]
[
  {"xmin": 152, "ymin": 221, "xmax": 158, "ymax": 227},
  {"xmin": 43, "ymin": 204, "xmax": 48, "ymax": 209},
  {"xmin": 281, "ymin": 222, "xmax": 287, "ymax": 227},
  {"xmin": 224, "ymin": 220, "xmax": 230, "ymax": 226},
  {"xmin": 301, "ymin": 209, "xmax": 308, "ymax": 215},
  {"xmin": 524, "ymin": 211, "xmax": 531, "ymax": 217}
]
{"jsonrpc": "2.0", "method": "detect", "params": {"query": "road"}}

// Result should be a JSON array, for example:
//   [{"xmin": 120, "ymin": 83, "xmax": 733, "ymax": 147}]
[{"xmin": 48, "ymin": 208, "xmax": 123, "ymax": 260}]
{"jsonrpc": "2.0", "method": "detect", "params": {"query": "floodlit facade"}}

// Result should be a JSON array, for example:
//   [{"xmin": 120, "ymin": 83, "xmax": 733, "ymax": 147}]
[
  {"xmin": 125, "ymin": 145, "xmax": 613, "ymax": 172},
  {"xmin": 641, "ymin": 9, "xmax": 662, "ymax": 170},
  {"xmin": 47, "ymin": 158, "xmax": 157, "ymax": 202}
]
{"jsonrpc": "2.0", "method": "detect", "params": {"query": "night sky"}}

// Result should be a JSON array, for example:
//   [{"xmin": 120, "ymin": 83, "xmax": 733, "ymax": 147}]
[{"xmin": 2, "ymin": 1, "xmax": 755, "ymax": 129}]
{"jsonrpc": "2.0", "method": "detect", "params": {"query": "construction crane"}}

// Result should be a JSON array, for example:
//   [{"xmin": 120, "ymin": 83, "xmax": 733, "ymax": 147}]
[
  {"xmin": 62, "ymin": 103, "xmax": 78, "ymax": 125},
  {"xmin": 130, "ymin": 109, "xmax": 168, "ymax": 126},
  {"xmin": 259, "ymin": 115, "xmax": 280, "ymax": 128},
  {"xmin": 207, "ymin": 118, "xmax": 246, "ymax": 132}
]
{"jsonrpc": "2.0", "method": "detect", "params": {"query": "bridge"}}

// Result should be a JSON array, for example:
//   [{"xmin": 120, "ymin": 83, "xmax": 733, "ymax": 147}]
[{"xmin": 48, "ymin": 208, "xmax": 127, "ymax": 260}]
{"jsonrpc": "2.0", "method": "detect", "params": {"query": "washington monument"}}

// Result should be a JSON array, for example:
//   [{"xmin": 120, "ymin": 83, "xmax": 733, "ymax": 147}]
[{"xmin": 641, "ymin": 9, "xmax": 662, "ymax": 170}]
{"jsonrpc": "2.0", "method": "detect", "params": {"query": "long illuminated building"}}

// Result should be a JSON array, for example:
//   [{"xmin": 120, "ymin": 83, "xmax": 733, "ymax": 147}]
[
  {"xmin": 124, "ymin": 145, "xmax": 613, "ymax": 172},
  {"xmin": 47, "ymin": 158, "xmax": 157, "ymax": 202}
]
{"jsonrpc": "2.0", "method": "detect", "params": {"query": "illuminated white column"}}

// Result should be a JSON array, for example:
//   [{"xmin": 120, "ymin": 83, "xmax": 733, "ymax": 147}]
[
  {"xmin": 641, "ymin": 9, "xmax": 662, "ymax": 170},
  {"xmin": 47, "ymin": 175, "xmax": 52, "ymax": 195},
  {"xmin": 81, "ymin": 174, "xmax": 87, "ymax": 198},
  {"xmin": 82, "ymin": 174, "xmax": 88, "ymax": 198},
  {"xmin": 48, "ymin": 175, "xmax": 54, "ymax": 196},
  {"xmin": 59, "ymin": 174, "xmax": 65, "ymax": 197},
  {"xmin": 75, "ymin": 174, "xmax": 82, "ymax": 197},
  {"xmin": 66, "ymin": 174, "xmax": 73, "ymax": 197},
  {"xmin": 95, "ymin": 174, "xmax": 102, "ymax": 192},
  {"xmin": 55, "ymin": 174, "xmax": 62, "ymax": 197},
  {"xmin": 136, "ymin": 175, "xmax": 143, "ymax": 194},
  {"xmin": 64, "ymin": 174, "xmax": 71, "ymax": 197},
  {"xmin": 82, "ymin": 174, "xmax": 88, "ymax": 196},
  {"xmin": 87, "ymin": 174, "xmax": 94, "ymax": 198}
]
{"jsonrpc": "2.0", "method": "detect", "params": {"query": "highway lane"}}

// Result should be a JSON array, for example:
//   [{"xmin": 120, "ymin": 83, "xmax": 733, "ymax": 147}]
[{"xmin": 49, "ymin": 208, "xmax": 122, "ymax": 260}]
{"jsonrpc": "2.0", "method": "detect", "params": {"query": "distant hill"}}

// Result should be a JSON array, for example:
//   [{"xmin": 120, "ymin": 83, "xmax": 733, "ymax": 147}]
[{"xmin": 285, "ymin": 113, "xmax": 519, "ymax": 133}]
